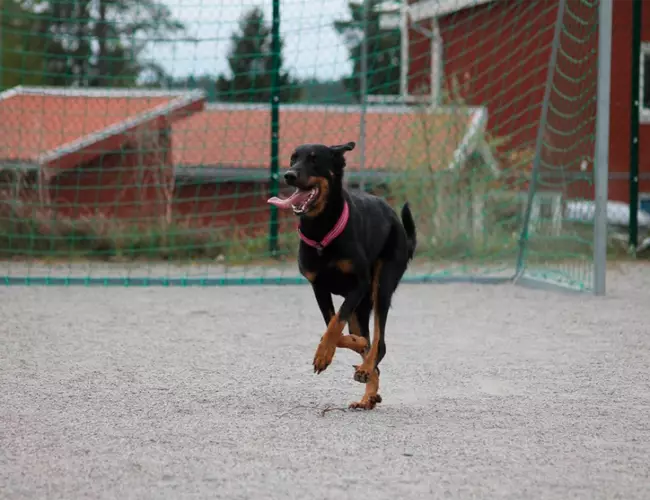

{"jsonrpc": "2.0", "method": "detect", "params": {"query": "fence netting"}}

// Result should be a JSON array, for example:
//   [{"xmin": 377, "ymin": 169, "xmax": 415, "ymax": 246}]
[{"xmin": 0, "ymin": 0, "xmax": 601, "ymax": 289}]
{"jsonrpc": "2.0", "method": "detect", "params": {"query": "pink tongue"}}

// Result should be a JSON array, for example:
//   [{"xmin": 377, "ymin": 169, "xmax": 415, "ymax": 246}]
[{"xmin": 267, "ymin": 189, "xmax": 311, "ymax": 209}]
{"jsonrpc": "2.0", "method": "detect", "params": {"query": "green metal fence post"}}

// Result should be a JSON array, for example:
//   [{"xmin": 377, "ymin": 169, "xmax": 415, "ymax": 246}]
[
  {"xmin": 0, "ymin": 1, "xmax": 4, "ymax": 91},
  {"xmin": 358, "ymin": 0, "xmax": 369, "ymax": 192},
  {"xmin": 629, "ymin": 0, "xmax": 642, "ymax": 251},
  {"xmin": 269, "ymin": 0, "xmax": 281, "ymax": 257}
]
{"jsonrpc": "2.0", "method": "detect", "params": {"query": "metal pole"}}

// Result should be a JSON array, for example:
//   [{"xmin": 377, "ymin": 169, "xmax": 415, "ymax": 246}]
[
  {"xmin": 629, "ymin": 0, "xmax": 642, "ymax": 251},
  {"xmin": 269, "ymin": 0, "xmax": 281, "ymax": 256},
  {"xmin": 358, "ymin": 0, "xmax": 369, "ymax": 192},
  {"xmin": 594, "ymin": 0, "xmax": 613, "ymax": 296},
  {"xmin": 515, "ymin": 0, "xmax": 566, "ymax": 278},
  {"xmin": 399, "ymin": 4, "xmax": 408, "ymax": 100},
  {"xmin": 0, "ymin": 0, "xmax": 4, "ymax": 91}
]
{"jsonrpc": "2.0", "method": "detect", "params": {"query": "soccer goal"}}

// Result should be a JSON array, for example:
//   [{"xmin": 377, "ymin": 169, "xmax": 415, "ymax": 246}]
[{"xmin": 0, "ymin": 0, "xmax": 610, "ymax": 293}]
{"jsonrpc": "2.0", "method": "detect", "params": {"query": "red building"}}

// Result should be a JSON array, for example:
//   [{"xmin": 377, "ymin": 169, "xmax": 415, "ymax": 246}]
[
  {"xmin": 0, "ymin": 86, "xmax": 205, "ymax": 221},
  {"xmin": 170, "ymin": 102, "xmax": 484, "ymax": 230},
  {"xmin": 395, "ymin": 0, "xmax": 650, "ymax": 204},
  {"xmin": 0, "ymin": 88, "xmax": 485, "ymax": 234}
]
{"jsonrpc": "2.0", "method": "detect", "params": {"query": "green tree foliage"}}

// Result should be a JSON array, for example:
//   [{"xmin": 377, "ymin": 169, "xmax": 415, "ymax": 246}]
[
  {"xmin": 216, "ymin": 7, "xmax": 299, "ymax": 103},
  {"xmin": 52, "ymin": 0, "xmax": 183, "ymax": 87},
  {"xmin": 298, "ymin": 79, "xmax": 355, "ymax": 105},
  {"xmin": 334, "ymin": 0, "xmax": 401, "ymax": 100},
  {"xmin": 170, "ymin": 75, "xmax": 219, "ymax": 102},
  {"xmin": 0, "ymin": 0, "xmax": 47, "ymax": 89},
  {"xmin": 4, "ymin": 0, "xmax": 185, "ymax": 88}
]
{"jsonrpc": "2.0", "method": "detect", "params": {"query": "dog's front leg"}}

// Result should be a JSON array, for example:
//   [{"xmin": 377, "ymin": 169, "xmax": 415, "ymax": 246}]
[
  {"xmin": 313, "ymin": 272, "xmax": 370, "ymax": 374},
  {"xmin": 312, "ymin": 281, "xmax": 335, "ymax": 326}
]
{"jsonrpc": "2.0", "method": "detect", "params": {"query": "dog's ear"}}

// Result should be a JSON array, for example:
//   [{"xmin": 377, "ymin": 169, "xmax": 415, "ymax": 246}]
[{"xmin": 330, "ymin": 142, "xmax": 356, "ymax": 155}]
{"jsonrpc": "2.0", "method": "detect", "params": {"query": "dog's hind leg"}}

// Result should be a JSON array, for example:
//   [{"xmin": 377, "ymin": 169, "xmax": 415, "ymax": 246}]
[
  {"xmin": 349, "ymin": 294, "xmax": 371, "ymax": 341},
  {"xmin": 349, "ymin": 367, "xmax": 381, "ymax": 410},
  {"xmin": 354, "ymin": 260, "xmax": 390, "ymax": 382},
  {"xmin": 350, "ymin": 260, "xmax": 404, "ymax": 409}
]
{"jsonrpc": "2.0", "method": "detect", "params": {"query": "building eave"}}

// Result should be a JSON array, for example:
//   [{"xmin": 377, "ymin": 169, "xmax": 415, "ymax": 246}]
[
  {"xmin": 173, "ymin": 166, "xmax": 400, "ymax": 184},
  {"xmin": 408, "ymin": 0, "xmax": 495, "ymax": 22}
]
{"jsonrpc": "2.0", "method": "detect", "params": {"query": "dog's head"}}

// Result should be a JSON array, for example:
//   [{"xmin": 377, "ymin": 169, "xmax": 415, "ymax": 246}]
[{"xmin": 267, "ymin": 141, "xmax": 355, "ymax": 217}]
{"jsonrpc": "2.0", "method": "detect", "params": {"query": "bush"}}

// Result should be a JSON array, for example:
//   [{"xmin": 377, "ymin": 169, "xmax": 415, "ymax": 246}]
[{"xmin": 0, "ymin": 190, "xmax": 297, "ymax": 263}]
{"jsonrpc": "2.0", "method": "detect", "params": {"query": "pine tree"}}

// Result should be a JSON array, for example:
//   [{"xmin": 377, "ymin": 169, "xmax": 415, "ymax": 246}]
[
  {"xmin": 28, "ymin": 0, "xmax": 184, "ymax": 87},
  {"xmin": 334, "ymin": 0, "xmax": 401, "ymax": 101},
  {"xmin": 216, "ymin": 7, "xmax": 299, "ymax": 103},
  {"xmin": 0, "ymin": 0, "xmax": 48, "ymax": 89}
]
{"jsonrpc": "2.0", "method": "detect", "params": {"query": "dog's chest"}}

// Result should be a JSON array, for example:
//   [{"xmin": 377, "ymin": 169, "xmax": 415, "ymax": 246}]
[
  {"xmin": 318, "ymin": 266, "xmax": 357, "ymax": 296},
  {"xmin": 302, "ymin": 258, "xmax": 356, "ymax": 296}
]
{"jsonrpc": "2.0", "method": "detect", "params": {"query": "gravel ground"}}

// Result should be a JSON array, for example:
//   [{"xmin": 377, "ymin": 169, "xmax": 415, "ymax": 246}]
[{"xmin": 1, "ymin": 262, "xmax": 649, "ymax": 500}]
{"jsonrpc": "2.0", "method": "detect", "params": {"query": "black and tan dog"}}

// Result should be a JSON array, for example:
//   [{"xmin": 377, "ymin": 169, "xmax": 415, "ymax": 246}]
[{"xmin": 268, "ymin": 141, "xmax": 416, "ymax": 410}]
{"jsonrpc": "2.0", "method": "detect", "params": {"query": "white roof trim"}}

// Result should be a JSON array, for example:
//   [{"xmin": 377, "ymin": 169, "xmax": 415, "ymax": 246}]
[
  {"xmin": 0, "ymin": 85, "xmax": 203, "ymax": 100},
  {"xmin": 447, "ymin": 107, "xmax": 500, "ymax": 176},
  {"xmin": 408, "ymin": 0, "xmax": 495, "ymax": 22}
]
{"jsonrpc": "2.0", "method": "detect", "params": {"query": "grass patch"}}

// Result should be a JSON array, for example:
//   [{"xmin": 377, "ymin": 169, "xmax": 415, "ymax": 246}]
[{"xmin": 0, "ymin": 192, "xmax": 299, "ymax": 264}]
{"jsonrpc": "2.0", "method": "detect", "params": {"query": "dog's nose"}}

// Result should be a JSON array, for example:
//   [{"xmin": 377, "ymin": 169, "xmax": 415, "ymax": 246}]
[{"xmin": 284, "ymin": 170, "xmax": 297, "ymax": 184}]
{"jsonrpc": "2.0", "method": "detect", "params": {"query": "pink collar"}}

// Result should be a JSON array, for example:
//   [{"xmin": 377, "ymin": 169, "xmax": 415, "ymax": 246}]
[{"xmin": 298, "ymin": 201, "xmax": 349, "ymax": 252}]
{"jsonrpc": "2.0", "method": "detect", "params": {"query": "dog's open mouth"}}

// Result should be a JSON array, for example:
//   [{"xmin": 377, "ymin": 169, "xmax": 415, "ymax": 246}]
[{"xmin": 267, "ymin": 187, "xmax": 320, "ymax": 215}]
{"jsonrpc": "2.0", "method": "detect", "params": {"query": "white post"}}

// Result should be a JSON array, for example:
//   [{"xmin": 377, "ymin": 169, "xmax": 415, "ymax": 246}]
[{"xmin": 594, "ymin": 0, "xmax": 613, "ymax": 296}]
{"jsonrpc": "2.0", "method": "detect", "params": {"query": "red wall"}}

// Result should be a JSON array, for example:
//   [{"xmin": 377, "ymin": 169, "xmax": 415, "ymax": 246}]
[
  {"xmin": 609, "ymin": 0, "xmax": 650, "ymax": 202},
  {"xmin": 49, "ymin": 131, "xmax": 174, "ymax": 222},
  {"xmin": 406, "ymin": 14, "xmax": 434, "ymax": 98},
  {"xmin": 50, "ymin": 159, "xmax": 296, "ymax": 239},
  {"xmin": 408, "ymin": 0, "xmax": 650, "ymax": 203},
  {"xmin": 173, "ymin": 181, "xmax": 294, "ymax": 235}
]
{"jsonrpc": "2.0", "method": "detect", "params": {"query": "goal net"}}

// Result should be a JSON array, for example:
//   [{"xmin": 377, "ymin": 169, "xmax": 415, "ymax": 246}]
[{"xmin": 0, "ymin": 0, "xmax": 607, "ymax": 290}]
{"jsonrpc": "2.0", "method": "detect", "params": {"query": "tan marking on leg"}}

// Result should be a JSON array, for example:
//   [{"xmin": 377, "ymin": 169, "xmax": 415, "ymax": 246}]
[
  {"xmin": 313, "ymin": 313, "xmax": 346, "ymax": 373},
  {"xmin": 334, "ymin": 259, "xmax": 354, "ymax": 274},
  {"xmin": 354, "ymin": 261, "xmax": 383, "ymax": 383},
  {"xmin": 349, "ymin": 369, "xmax": 381, "ymax": 410},
  {"xmin": 336, "ymin": 334, "xmax": 368, "ymax": 354},
  {"xmin": 354, "ymin": 312, "xmax": 380, "ymax": 377},
  {"xmin": 302, "ymin": 270, "xmax": 318, "ymax": 283},
  {"xmin": 371, "ymin": 260, "xmax": 383, "ymax": 304},
  {"xmin": 340, "ymin": 312, "xmax": 368, "ymax": 354}
]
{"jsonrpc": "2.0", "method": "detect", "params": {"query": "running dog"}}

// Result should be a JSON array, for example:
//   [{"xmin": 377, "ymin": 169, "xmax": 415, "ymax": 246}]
[{"xmin": 267, "ymin": 141, "xmax": 416, "ymax": 409}]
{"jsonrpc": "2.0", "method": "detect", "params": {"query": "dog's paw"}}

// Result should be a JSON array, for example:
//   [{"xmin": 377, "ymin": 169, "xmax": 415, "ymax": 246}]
[
  {"xmin": 353, "ymin": 364, "xmax": 373, "ymax": 383},
  {"xmin": 349, "ymin": 394, "xmax": 382, "ymax": 410},
  {"xmin": 313, "ymin": 342, "xmax": 336, "ymax": 374}
]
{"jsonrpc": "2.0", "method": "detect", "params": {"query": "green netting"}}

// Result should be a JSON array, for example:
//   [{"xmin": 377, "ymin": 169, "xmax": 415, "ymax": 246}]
[{"xmin": 0, "ymin": 0, "xmax": 605, "ymax": 289}]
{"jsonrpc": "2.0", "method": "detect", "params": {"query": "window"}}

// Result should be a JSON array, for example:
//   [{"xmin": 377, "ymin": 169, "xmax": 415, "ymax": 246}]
[{"xmin": 641, "ymin": 42, "xmax": 650, "ymax": 123}]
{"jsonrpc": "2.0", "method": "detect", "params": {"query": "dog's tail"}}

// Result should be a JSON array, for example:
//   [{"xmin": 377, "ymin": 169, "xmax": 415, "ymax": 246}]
[{"xmin": 401, "ymin": 202, "xmax": 417, "ymax": 261}]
